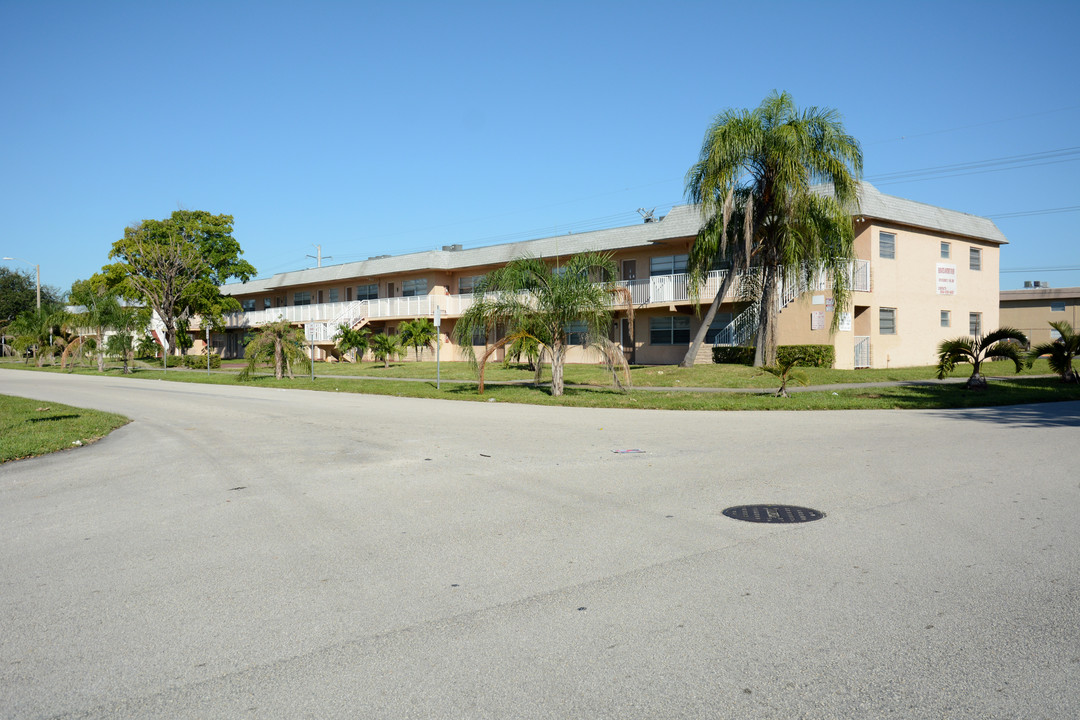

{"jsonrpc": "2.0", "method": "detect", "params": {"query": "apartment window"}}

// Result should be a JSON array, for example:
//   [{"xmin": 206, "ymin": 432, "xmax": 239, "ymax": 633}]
[
  {"xmin": 650, "ymin": 254, "xmax": 688, "ymax": 276},
  {"xmin": 704, "ymin": 312, "xmax": 734, "ymax": 343},
  {"xmin": 328, "ymin": 288, "xmax": 339, "ymax": 303},
  {"xmin": 241, "ymin": 299, "xmax": 256, "ymax": 312},
  {"xmin": 401, "ymin": 278, "xmax": 428, "ymax": 297},
  {"xmin": 263, "ymin": 298, "xmax": 272, "ymax": 310},
  {"xmin": 471, "ymin": 326, "xmax": 487, "ymax": 346},
  {"xmin": 940, "ymin": 310, "xmax": 950, "ymax": 328},
  {"xmin": 458, "ymin": 275, "xmax": 484, "ymax": 294},
  {"xmin": 969, "ymin": 312, "xmax": 982, "ymax": 336},
  {"xmin": 969, "ymin": 247, "xmax": 982, "ymax": 271},
  {"xmin": 940, "ymin": 242, "xmax": 951, "ymax": 259},
  {"xmin": 649, "ymin": 316, "xmax": 691, "ymax": 345},
  {"xmin": 1051, "ymin": 301, "xmax": 1066, "ymax": 312},
  {"xmin": 879, "ymin": 307, "xmax": 896, "ymax": 335},
  {"xmin": 879, "ymin": 232, "xmax": 896, "ymax": 260},
  {"xmin": 293, "ymin": 291, "xmax": 311, "ymax": 306},
  {"xmin": 356, "ymin": 284, "xmax": 378, "ymax": 301},
  {"xmin": 565, "ymin": 322, "xmax": 588, "ymax": 345}
]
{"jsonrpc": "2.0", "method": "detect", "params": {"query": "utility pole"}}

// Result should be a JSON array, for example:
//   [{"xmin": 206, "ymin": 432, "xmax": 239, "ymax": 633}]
[{"xmin": 307, "ymin": 245, "xmax": 333, "ymax": 268}]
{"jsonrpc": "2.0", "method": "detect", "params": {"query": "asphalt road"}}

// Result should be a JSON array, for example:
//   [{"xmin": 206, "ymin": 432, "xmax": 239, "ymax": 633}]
[{"xmin": 2, "ymin": 371, "xmax": 1078, "ymax": 719}]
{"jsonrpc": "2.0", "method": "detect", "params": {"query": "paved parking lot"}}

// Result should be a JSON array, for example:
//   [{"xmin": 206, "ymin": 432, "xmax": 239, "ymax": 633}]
[{"xmin": 2, "ymin": 371, "xmax": 1078, "ymax": 718}]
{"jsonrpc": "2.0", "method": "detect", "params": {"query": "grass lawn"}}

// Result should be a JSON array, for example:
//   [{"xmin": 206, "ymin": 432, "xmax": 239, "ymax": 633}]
[
  {"xmin": 0, "ymin": 394, "xmax": 130, "ymax": 463},
  {"xmin": 3, "ymin": 356, "xmax": 1078, "ymax": 411}
]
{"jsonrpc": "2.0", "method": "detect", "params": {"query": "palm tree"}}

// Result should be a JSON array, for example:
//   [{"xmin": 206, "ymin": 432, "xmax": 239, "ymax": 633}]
[
  {"xmin": 761, "ymin": 351, "xmax": 811, "ymax": 398},
  {"xmin": 69, "ymin": 285, "xmax": 125, "ymax": 372},
  {"xmin": 239, "ymin": 319, "xmax": 309, "ymax": 380},
  {"xmin": 453, "ymin": 252, "xmax": 622, "ymax": 396},
  {"xmin": 104, "ymin": 306, "xmax": 140, "ymax": 374},
  {"xmin": 936, "ymin": 327, "xmax": 1028, "ymax": 390},
  {"xmin": 1028, "ymin": 321, "xmax": 1079, "ymax": 383},
  {"xmin": 370, "ymin": 332, "xmax": 400, "ymax": 368},
  {"xmin": 336, "ymin": 324, "xmax": 371, "ymax": 363},
  {"xmin": 681, "ymin": 91, "xmax": 863, "ymax": 368},
  {"xmin": 399, "ymin": 318, "xmax": 436, "ymax": 361},
  {"xmin": 5, "ymin": 307, "xmax": 57, "ymax": 366}
]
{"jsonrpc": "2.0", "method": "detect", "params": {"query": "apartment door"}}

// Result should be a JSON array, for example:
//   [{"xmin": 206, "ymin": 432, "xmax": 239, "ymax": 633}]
[
  {"xmin": 386, "ymin": 282, "xmax": 394, "ymax": 297},
  {"xmin": 622, "ymin": 260, "xmax": 636, "ymax": 281}
]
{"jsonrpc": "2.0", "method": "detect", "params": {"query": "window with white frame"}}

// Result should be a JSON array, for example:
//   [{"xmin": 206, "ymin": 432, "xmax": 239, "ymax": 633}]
[
  {"xmin": 704, "ymin": 312, "xmax": 734, "ymax": 344},
  {"xmin": 293, "ymin": 291, "xmax": 311, "ymax": 306},
  {"xmin": 649, "ymin": 316, "xmax": 691, "ymax": 345},
  {"xmin": 941, "ymin": 310, "xmax": 950, "ymax": 327},
  {"xmin": 328, "ymin": 288, "xmax": 339, "ymax": 303},
  {"xmin": 356, "ymin": 284, "xmax": 378, "ymax": 301},
  {"xmin": 969, "ymin": 247, "xmax": 982, "ymax": 271},
  {"xmin": 650, "ymin": 254, "xmax": 688, "ymax": 276},
  {"xmin": 880, "ymin": 232, "xmax": 896, "ymax": 260},
  {"xmin": 879, "ymin": 307, "xmax": 896, "ymax": 335},
  {"xmin": 969, "ymin": 312, "xmax": 982, "ymax": 336},
  {"xmin": 242, "ymin": 299, "xmax": 256, "ymax": 312},
  {"xmin": 565, "ymin": 322, "xmax": 588, "ymax": 345},
  {"xmin": 940, "ymin": 242, "xmax": 950, "ymax": 259},
  {"xmin": 1051, "ymin": 301, "xmax": 1066, "ymax": 312},
  {"xmin": 402, "ymin": 278, "xmax": 427, "ymax": 297},
  {"xmin": 458, "ymin": 275, "xmax": 484, "ymax": 294}
]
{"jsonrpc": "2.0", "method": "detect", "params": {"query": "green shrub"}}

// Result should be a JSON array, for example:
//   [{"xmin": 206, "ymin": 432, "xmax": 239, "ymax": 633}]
[
  {"xmin": 182, "ymin": 353, "xmax": 221, "ymax": 369},
  {"xmin": 713, "ymin": 346, "xmax": 755, "ymax": 365},
  {"xmin": 713, "ymin": 344, "xmax": 835, "ymax": 367},
  {"xmin": 777, "ymin": 344, "xmax": 834, "ymax": 368}
]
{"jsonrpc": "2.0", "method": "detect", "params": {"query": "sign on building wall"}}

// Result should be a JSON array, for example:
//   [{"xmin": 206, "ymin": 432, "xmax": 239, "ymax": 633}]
[
  {"xmin": 825, "ymin": 297, "xmax": 835, "ymax": 312},
  {"xmin": 936, "ymin": 263, "xmax": 957, "ymax": 295},
  {"xmin": 838, "ymin": 312, "xmax": 852, "ymax": 332},
  {"xmin": 812, "ymin": 295, "xmax": 825, "ymax": 305},
  {"xmin": 811, "ymin": 311, "xmax": 825, "ymax": 331}
]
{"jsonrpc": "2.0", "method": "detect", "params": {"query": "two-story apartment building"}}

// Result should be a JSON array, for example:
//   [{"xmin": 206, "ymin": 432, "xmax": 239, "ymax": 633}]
[
  {"xmin": 206, "ymin": 183, "xmax": 1006, "ymax": 370},
  {"xmin": 1000, "ymin": 284, "xmax": 1080, "ymax": 345}
]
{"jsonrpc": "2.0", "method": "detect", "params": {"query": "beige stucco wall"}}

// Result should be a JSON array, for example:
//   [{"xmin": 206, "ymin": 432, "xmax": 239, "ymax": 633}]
[{"xmin": 1000, "ymin": 288, "xmax": 1080, "ymax": 345}]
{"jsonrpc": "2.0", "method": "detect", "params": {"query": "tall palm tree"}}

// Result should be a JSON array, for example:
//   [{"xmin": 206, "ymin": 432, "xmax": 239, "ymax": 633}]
[
  {"xmin": 1028, "ymin": 321, "xmax": 1079, "ymax": 383},
  {"xmin": 681, "ymin": 91, "xmax": 863, "ymax": 368},
  {"xmin": 453, "ymin": 252, "xmax": 620, "ymax": 396},
  {"xmin": 936, "ymin": 327, "xmax": 1028, "ymax": 390},
  {"xmin": 399, "ymin": 318, "xmax": 436, "ymax": 361},
  {"xmin": 239, "ymin": 319, "xmax": 309, "ymax": 380},
  {"xmin": 69, "ymin": 285, "xmax": 125, "ymax": 372}
]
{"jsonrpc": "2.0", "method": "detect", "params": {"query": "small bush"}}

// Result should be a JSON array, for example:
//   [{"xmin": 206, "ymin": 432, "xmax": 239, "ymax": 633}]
[
  {"xmin": 183, "ymin": 353, "xmax": 221, "ymax": 369},
  {"xmin": 713, "ymin": 346, "xmax": 755, "ymax": 365},
  {"xmin": 777, "ymin": 345, "xmax": 834, "ymax": 368},
  {"xmin": 713, "ymin": 344, "xmax": 835, "ymax": 367}
]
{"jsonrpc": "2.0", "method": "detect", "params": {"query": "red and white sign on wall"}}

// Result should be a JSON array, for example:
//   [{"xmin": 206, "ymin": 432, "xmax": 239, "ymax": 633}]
[
  {"xmin": 936, "ymin": 263, "xmax": 957, "ymax": 295},
  {"xmin": 810, "ymin": 311, "xmax": 825, "ymax": 331}
]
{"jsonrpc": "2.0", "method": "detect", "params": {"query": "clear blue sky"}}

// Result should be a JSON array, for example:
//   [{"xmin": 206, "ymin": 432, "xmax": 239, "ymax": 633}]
[{"xmin": 2, "ymin": 0, "xmax": 1078, "ymax": 294}]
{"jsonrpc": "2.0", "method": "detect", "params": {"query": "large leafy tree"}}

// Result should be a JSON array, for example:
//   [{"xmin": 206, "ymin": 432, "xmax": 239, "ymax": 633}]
[
  {"xmin": 936, "ymin": 327, "xmax": 1028, "ymax": 390},
  {"xmin": 101, "ymin": 211, "xmax": 256, "ymax": 354},
  {"xmin": 681, "ymin": 91, "xmax": 863, "ymax": 368},
  {"xmin": 453, "ymin": 252, "xmax": 620, "ymax": 397},
  {"xmin": 0, "ymin": 267, "xmax": 61, "ymax": 326},
  {"xmin": 1028, "ymin": 321, "xmax": 1079, "ymax": 384}
]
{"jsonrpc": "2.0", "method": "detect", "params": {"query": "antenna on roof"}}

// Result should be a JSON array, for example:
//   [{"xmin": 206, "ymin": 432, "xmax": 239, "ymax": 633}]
[
  {"xmin": 637, "ymin": 207, "xmax": 657, "ymax": 223},
  {"xmin": 306, "ymin": 244, "xmax": 333, "ymax": 268}
]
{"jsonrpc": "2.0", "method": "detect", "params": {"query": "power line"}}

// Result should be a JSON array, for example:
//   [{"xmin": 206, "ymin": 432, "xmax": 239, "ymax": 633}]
[
  {"xmin": 987, "ymin": 205, "xmax": 1080, "ymax": 219},
  {"xmin": 1001, "ymin": 266, "xmax": 1080, "ymax": 274}
]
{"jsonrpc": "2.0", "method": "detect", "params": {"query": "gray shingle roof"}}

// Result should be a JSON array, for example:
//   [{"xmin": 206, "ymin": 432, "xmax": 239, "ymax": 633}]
[{"xmin": 223, "ymin": 184, "xmax": 1006, "ymax": 294}]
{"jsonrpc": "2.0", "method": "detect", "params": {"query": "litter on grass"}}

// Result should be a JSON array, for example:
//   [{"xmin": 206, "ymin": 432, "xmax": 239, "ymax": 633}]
[{"xmin": 613, "ymin": 449, "xmax": 645, "ymax": 454}]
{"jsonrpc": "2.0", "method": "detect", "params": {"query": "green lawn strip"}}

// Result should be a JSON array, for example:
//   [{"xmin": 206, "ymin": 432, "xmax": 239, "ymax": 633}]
[{"xmin": 0, "ymin": 394, "xmax": 130, "ymax": 463}]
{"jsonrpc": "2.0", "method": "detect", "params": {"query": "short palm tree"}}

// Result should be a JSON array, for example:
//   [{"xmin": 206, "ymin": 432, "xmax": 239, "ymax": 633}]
[
  {"xmin": 681, "ymin": 91, "xmax": 863, "ymax": 368},
  {"xmin": 399, "ymin": 318, "xmax": 436, "ymax": 361},
  {"xmin": 453, "ymin": 252, "xmax": 621, "ymax": 396},
  {"xmin": 69, "ymin": 285, "xmax": 125, "ymax": 372},
  {"xmin": 936, "ymin": 327, "xmax": 1028, "ymax": 390},
  {"xmin": 370, "ymin": 332, "xmax": 400, "ymax": 368},
  {"xmin": 6, "ymin": 307, "xmax": 57, "ymax": 366},
  {"xmin": 239, "ymin": 319, "xmax": 309, "ymax": 380},
  {"xmin": 762, "ymin": 351, "xmax": 811, "ymax": 398},
  {"xmin": 1028, "ymin": 321, "xmax": 1079, "ymax": 383},
  {"xmin": 336, "ymin": 324, "xmax": 371, "ymax": 363},
  {"xmin": 104, "ymin": 306, "xmax": 140, "ymax": 374}
]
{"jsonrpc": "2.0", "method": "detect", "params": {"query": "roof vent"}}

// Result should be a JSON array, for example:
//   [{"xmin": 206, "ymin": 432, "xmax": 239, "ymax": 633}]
[
  {"xmin": 1033, "ymin": 281, "xmax": 1050, "ymax": 288},
  {"xmin": 1024, "ymin": 281, "xmax": 1033, "ymax": 288},
  {"xmin": 367, "ymin": 254, "xmax": 391, "ymax": 260},
  {"xmin": 441, "ymin": 244, "xmax": 463, "ymax": 252}
]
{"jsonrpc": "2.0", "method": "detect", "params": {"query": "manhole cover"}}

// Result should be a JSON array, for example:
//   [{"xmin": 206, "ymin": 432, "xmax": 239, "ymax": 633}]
[{"xmin": 722, "ymin": 505, "xmax": 825, "ymax": 523}]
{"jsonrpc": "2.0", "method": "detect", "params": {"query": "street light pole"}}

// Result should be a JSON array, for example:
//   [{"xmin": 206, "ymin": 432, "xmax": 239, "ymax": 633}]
[{"xmin": 3, "ymin": 256, "xmax": 40, "ymax": 309}]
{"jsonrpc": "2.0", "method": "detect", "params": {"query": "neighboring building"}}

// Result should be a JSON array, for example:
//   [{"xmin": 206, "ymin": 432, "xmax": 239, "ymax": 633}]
[
  {"xmin": 1000, "ymin": 284, "xmax": 1080, "ymax": 345},
  {"xmin": 206, "ymin": 183, "xmax": 1006, "ymax": 369}
]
